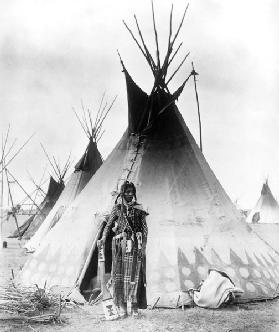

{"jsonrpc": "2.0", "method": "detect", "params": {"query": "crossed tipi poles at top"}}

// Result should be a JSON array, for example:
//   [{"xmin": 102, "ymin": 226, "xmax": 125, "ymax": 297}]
[
  {"xmin": 114, "ymin": 1, "xmax": 203, "ymax": 189},
  {"xmin": 119, "ymin": 1, "xmax": 202, "ymax": 149}
]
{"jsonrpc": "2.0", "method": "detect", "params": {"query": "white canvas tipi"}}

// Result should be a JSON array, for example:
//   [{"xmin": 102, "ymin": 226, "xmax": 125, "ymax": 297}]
[
  {"xmin": 246, "ymin": 181, "xmax": 279, "ymax": 224},
  {"xmin": 246, "ymin": 180, "xmax": 279, "ymax": 253},
  {"xmin": 20, "ymin": 6, "xmax": 279, "ymax": 307},
  {"xmin": 24, "ymin": 100, "xmax": 115, "ymax": 252}
]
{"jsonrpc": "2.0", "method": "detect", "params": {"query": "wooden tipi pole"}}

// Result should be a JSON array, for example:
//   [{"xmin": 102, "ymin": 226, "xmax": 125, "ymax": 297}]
[{"xmin": 191, "ymin": 61, "xmax": 203, "ymax": 152}]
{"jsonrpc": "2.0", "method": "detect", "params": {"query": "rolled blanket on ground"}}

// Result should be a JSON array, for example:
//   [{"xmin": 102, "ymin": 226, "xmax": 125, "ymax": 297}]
[{"xmin": 193, "ymin": 269, "xmax": 244, "ymax": 308}]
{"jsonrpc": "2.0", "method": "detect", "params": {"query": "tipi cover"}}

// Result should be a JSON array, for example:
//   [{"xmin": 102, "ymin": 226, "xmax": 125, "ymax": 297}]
[
  {"xmin": 20, "ymin": 7, "xmax": 279, "ymax": 307},
  {"xmin": 11, "ymin": 176, "xmax": 64, "ymax": 238},
  {"xmin": 24, "ymin": 139, "xmax": 102, "ymax": 251},
  {"xmin": 246, "ymin": 181, "xmax": 279, "ymax": 253},
  {"xmin": 1, "ymin": 209, "xmax": 30, "ymax": 239},
  {"xmin": 246, "ymin": 181, "xmax": 279, "ymax": 224}
]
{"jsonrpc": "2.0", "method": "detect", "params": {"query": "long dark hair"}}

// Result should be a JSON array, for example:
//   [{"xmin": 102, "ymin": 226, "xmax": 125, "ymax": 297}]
[
  {"xmin": 114, "ymin": 181, "xmax": 137, "ymax": 204},
  {"xmin": 114, "ymin": 181, "xmax": 137, "ymax": 226}
]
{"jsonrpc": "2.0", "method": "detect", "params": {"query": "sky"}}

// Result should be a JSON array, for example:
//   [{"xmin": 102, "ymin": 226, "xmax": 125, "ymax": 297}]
[{"xmin": 0, "ymin": 0, "xmax": 278, "ymax": 209}]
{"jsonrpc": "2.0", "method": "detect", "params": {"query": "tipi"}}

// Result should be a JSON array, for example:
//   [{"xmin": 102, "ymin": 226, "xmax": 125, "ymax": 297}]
[
  {"xmin": 1, "ymin": 207, "xmax": 31, "ymax": 239},
  {"xmin": 246, "ymin": 180, "xmax": 279, "ymax": 224},
  {"xmin": 24, "ymin": 99, "xmax": 114, "ymax": 252},
  {"xmin": 11, "ymin": 175, "xmax": 65, "ymax": 238},
  {"xmin": 0, "ymin": 127, "xmax": 36, "ymax": 239},
  {"xmin": 246, "ymin": 180, "xmax": 279, "ymax": 253},
  {"xmin": 20, "ymin": 5, "xmax": 279, "ymax": 307}
]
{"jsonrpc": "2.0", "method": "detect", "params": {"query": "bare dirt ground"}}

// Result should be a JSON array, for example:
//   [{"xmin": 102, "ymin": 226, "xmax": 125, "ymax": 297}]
[{"xmin": 1, "ymin": 239, "xmax": 279, "ymax": 332}]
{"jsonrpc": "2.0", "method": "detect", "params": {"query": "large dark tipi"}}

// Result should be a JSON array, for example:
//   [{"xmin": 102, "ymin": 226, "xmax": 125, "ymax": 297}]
[{"xmin": 20, "ymin": 4, "xmax": 279, "ymax": 307}]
